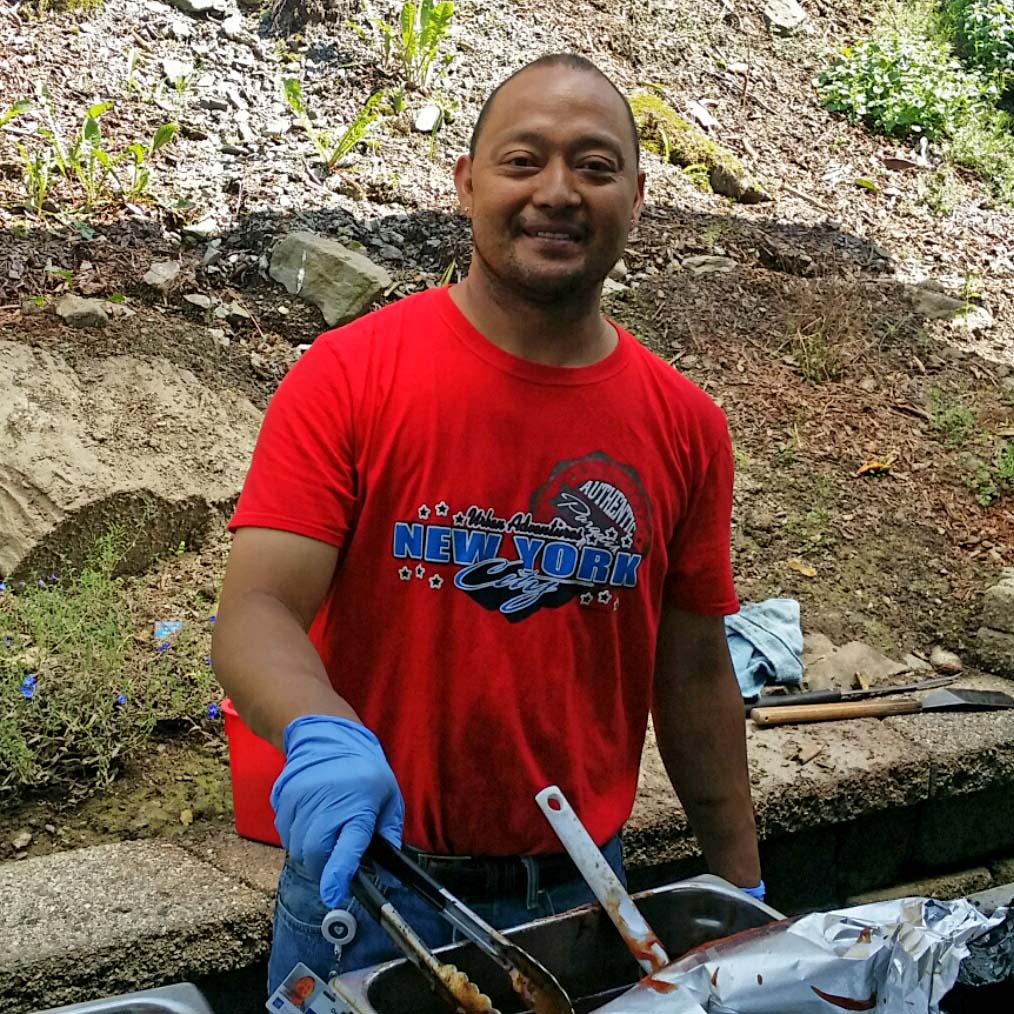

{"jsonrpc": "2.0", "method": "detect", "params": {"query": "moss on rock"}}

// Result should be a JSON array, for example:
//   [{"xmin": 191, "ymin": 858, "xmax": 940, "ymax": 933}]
[{"xmin": 629, "ymin": 92, "xmax": 770, "ymax": 204}]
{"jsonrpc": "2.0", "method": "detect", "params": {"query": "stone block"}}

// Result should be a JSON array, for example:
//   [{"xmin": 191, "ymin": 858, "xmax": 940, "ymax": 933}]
[
  {"xmin": 847, "ymin": 866, "xmax": 992, "ymax": 906},
  {"xmin": 180, "ymin": 830, "xmax": 284, "ymax": 895},
  {"xmin": 981, "ymin": 578, "xmax": 1014, "ymax": 634},
  {"xmin": 915, "ymin": 785, "xmax": 1014, "ymax": 867},
  {"xmin": 974, "ymin": 626, "xmax": 1014, "ymax": 678},
  {"xmin": 761, "ymin": 826, "xmax": 838, "ymax": 913},
  {"xmin": 0, "ymin": 841, "xmax": 271, "ymax": 1013},
  {"xmin": 804, "ymin": 639, "xmax": 909, "ymax": 690},
  {"xmin": 269, "ymin": 231, "xmax": 391, "ymax": 326},
  {"xmin": 745, "ymin": 718, "xmax": 931, "ymax": 839},
  {"xmin": 835, "ymin": 806, "xmax": 919, "ymax": 898},
  {"xmin": 884, "ymin": 674, "xmax": 1014, "ymax": 797}
]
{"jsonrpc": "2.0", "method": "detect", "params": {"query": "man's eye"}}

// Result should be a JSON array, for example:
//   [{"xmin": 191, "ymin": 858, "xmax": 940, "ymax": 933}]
[
  {"xmin": 582, "ymin": 161, "xmax": 616, "ymax": 174},
  {"xmin": 507, "ymin": 156, "xmax": 534, "ymax": 168}
]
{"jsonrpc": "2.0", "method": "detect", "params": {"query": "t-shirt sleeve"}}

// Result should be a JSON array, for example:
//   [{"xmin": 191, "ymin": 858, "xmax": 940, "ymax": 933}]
[
  {"xmin": 228, "ymin": 336, "xmax": 359, "ymax": 549},
  {"xmin": 663, "ymin": 416, "xmax": 739, "ymax": 615}
]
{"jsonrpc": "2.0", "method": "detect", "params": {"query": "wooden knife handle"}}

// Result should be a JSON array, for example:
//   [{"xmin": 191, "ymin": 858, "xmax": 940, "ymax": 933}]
[{"xmin": 751, "ymin": 698, "xmax": 922, "ymax": 726}]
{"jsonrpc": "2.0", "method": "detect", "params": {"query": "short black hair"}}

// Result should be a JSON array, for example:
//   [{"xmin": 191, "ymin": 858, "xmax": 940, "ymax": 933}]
[{"xmin": 468, "ymin": 54, "xmax": 640, "ymax": 166}]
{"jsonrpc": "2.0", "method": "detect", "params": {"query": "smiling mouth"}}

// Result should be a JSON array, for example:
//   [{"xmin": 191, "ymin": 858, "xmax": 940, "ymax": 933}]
[{"xmin": 522, "ymin": 227, "xmax": 585, "ymax": 245}]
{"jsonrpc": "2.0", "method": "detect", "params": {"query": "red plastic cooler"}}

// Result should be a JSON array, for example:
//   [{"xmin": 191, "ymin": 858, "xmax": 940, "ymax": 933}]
[{"xmin": 221, "ymin": 698, "xmax": 284, "ymax": 846}]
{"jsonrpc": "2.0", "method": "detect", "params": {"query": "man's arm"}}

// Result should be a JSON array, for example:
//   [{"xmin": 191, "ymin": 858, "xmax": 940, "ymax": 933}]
[
  {"xmin": 211, "ymin": 526, "xmax": 357, "ymax": 751},
  {"xmin": 652, "ymin": 601, "xmax": 761, "ymax": 887}
]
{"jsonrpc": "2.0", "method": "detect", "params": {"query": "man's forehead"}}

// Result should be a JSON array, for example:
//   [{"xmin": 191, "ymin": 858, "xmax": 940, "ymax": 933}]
[{"xmin": 480, "ymin": 66, "xmax": 632, "ymax": 150}]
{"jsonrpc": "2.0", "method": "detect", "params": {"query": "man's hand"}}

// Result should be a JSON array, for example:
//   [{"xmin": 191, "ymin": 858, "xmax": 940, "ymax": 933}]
[
  {"xmin": 653, "ymin": 604, "xmax": 762, "ymax": 889},
  {"xmin": 272, "ymin": 715, "xmax": 404, "ymax": 906}
]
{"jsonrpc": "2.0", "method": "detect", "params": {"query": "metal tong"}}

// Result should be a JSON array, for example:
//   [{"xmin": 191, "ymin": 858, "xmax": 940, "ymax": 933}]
[{"xmin": 351, "ymin": 835, "xmax": 573, "ymax": 1014}]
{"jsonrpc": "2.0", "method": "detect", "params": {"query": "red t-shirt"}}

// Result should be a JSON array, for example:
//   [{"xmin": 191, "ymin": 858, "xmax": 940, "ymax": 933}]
[{"xmin": 230, "ymin": 286, "xmax": 738, "ymax": 856}]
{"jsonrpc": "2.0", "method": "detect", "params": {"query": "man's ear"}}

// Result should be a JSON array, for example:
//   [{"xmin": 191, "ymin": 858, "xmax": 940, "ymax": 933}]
[
  {"xmin": 631, "ymin": 170, "xmax": 646, "ymax": 228},
  {"xmin": 453, "ymin": 154, "xmax": 474, "ymax": 214}
]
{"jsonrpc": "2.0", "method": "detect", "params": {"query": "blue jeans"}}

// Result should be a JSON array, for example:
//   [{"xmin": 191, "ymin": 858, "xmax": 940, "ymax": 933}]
[{"xmin": 268, "ymin": 837, "xmax": 625, "ymax": 993}]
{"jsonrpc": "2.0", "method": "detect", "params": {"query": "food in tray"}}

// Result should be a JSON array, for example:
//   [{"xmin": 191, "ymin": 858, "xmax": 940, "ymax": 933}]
[{"xmin": 436, "ymin": 962, "xmax": 499, "ymax": 1014}]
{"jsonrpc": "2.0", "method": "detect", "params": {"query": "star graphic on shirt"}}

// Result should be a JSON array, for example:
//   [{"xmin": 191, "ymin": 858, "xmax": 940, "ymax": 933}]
[
  {"xmin": 415, "ymin": 564, "xmax": 426, "ymax": 579},
  {"xmin": 597, "ymin": 589, "xmax": 612, "ymax": 604},
  {"xmin": 398, "ymin": 566, "xmax": 412, "ymax": 581},
  {"xmin": 435, "ymin": 501, "xmax": 449, "ymax": 517},
  {"xmin": 580, "ymin": 592, "xmax": 594, "ymax": 606},
  {"xmin": 429, "ymin": 574, "xmax": 443, "ymax": 590},
  {"xmin": 418, "ymin": 504, "xmax": 431, "ymax": 520},
  {"xmin": 452, "ymin": 512, "xmax": 467, "ymax": 526}
]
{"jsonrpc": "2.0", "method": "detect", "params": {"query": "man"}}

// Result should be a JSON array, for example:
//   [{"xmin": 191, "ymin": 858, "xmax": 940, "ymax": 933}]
[{"xmin": 212, "ymin": 54, "xmax": 762, "ymax": 991}]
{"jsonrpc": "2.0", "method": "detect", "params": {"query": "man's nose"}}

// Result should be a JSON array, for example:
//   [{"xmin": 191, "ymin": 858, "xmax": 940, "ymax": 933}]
[{"xmin": 532, "ymin": 159, "xmax": 580, "ymax": 209}]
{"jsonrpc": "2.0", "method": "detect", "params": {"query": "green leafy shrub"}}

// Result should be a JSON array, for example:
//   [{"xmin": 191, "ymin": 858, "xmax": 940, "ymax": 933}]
[
  {"xmin": 0, "ymin": 533, "xmax": 221, "ymax": 804},
  {"xmin": 5, "ymin": 86, "xmax": 176, "ymax": 215},
  {"xmin": 944, "ymin": 0, "xmax": 1014, "ymax": 85},
  {"xmin": 817, "ymin": 33, "xmax": 988, "ymax": 138},
  {"xmin": 281, "ymin": 80, "xmax": 384, "ymax": 170},
  {"xmin": 374, "ymin": 0, "xmax": 455, "ymax": 90}
]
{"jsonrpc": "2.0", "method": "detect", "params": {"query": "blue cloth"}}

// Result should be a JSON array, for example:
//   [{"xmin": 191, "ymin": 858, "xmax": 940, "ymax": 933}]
[
  {"xmin": 268, "ymin": 836, "xmax": 627, "ymax": 991},
  {"xmin": 270, "ymin": 715, "xmax": 404, "ymax": 909},
  {"xmin": 725, "ymin": 599, "xmax": 803, "ymax": 699}
]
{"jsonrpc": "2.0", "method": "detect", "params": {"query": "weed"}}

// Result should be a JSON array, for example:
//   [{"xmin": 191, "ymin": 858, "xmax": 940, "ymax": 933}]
[
  {"xmin": 786, "ymin": 324, "xmax": 844, "ymax": 383},
  {"xmin": 11, "ymin": 85, "xmax": 176, "ymax": 214},
  {"xmin": 282, "ymin": 79, "xmax": 384, "ymax": 170},
  {"xmin": 968, "ymin": 440, "xmax": 1014, "ymax": 504},
  {"xmin": 929, "ymin": 390, "xmax": 977, "ymax": 447},
  {"xmin": 917, "ymin": 164, "xmax": 966, "ymax": 215},
  {"xmin": 374, "ymin": 0, "xmax": 455, "ymax": 90},
  {"xmin": 943, "ymin": 0, "xmax": 1014, "ymax": 88},
  {"xmin": 817, "ymin": 33, "xmax": 988, "ymax": 139},
  {"xmin": 0, "ymin": 532, "xmax": 221, "ymax": 804},
  {"xmin": 700, "ymin": 220, "xmax": 726, "ymax": 250},
  {"xmin": 948, "ymin": 104, "xmax": 1014, "ymax": 204},
  {"xmin": 682, "ymin": 162, "xmax": 712, "ymax": 192}
]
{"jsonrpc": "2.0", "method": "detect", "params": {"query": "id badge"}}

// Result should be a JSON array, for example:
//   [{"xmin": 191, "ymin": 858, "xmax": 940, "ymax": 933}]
[{"xmin": 266, "ymin": 962, "xmax": 352, "ymax": 1014}]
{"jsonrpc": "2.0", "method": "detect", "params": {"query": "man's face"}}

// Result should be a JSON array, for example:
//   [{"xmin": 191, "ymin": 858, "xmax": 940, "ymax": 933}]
[{"xmin": 455, "ymin": 66, "xmax": 645, "ymax": 305}]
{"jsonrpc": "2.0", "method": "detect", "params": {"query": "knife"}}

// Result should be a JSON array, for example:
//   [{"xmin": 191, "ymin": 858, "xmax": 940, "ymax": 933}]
[{"xmin": 743, "ymin": 674, "xmax": 958, "ymax": 718}]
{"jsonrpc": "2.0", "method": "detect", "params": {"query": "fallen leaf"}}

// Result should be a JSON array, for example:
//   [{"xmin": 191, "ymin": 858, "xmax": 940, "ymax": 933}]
[
  {"xmin": 179, "ymin": 808, "xmax": 194, "ymax": 827},
  {"xmin": 884, "ymin": 156, "xmax": 923, "ymax": 171},
  {"xmin": 854, "ymin": 177, "xmax": 880, "ymax": 192},
  {"xmin": 852, "ymin": 671, "xmax": 870, "ymax": 690},
  {"xmin": 856, "ymin": 459, "xmax": 892, "ymax": 477},
  {"xmin": 788, "ymin": 558, "xmax": 817, "ymax": 578}
]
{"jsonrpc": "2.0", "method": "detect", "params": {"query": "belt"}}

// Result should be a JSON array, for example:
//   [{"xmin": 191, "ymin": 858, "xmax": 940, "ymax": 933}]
[{"xmin": 402, "ymin": 841, "xmax": 602, "ymax": 904}]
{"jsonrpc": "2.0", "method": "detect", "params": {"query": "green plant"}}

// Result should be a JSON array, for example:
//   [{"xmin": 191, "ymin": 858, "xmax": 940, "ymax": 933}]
[
  {"xmin": 682, "ymin": 162, "xmax": 712, "ymax": 191},
  {"xmin": 282, "ymin": 79, "xmax": 385, "ymax": 170},
  {"xmin": 929, "ymin": 390, "xmax": 977, "ymax": 447},
  {"xmin": 948, "ymin": 104, "xmax": 1014, "ymax": 204},
  {"xmin": 968, "ymin": 439, "xmax": 1014, "ymax": 503},
  {"xmin": 14, "ymin": 86, "xmax": 177, "ymax": 213},
  {"xmin": 817, "ymin": 33, "xmax": 989, "ymax": 138},
  {"xmin": 375, "ymin": 0, "xmax": 455, "ymax": 90},
  {"xmin": 943, "ymin": 0, "xmax": 1014, "ymax": 87},
  {"xmin": 917, "ymin": 164, "xmax": 966, "ymax": 214},
  {"xmin": 0, "ymin": 532, "xmax": 221, "ymax": 804},
  {"xmin": 786, "ymin": 325, "xmax": 844, "ymax": 383}
]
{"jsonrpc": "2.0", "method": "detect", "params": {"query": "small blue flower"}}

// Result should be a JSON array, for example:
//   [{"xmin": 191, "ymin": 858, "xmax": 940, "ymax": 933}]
[
  {"xmin": 115, "ymin": 693, "xmax": 126, "ymax": 706},
  {"xmin": 156, "ymin": 641, "xmax": 171, "ymax": 653},
  {"xmin": 207, "ymin": 614, "xmax": 217, "ymax": 623},
  {"xmin": 3, "ymin": 636, "xmax": 11, "ymax": 648},
  {"xmin": 206, "ymin": 703, "xmax": 220, "ymax": 720},
  {"xmin": 37, "ymin": 578, "xmax": 46, "ymax": 587},
  {"xmin": 19, "ymin": 675, "xmax": 36, "ymax": 700},
  {"xmin": 0, "ymin": 580, "xmax": 6, "ymax": 593},
  {"xmin": 203, "ymin": 655, "xmax": 212, "ymax": 666},
  {"xmin": 48, "ymin": 572, "xmax": 57, "ymax": 583},
  {"xmin": 23, "ymin": 674, "xmax": 36, "ymax": 688}
]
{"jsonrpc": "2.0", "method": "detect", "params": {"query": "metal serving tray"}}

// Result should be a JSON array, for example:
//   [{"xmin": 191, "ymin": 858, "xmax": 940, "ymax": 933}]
[
  {"xmin": 333, "ymin": 874, "xmax": 782, "ymax": 1014},
  {"xmin": 35, "ymin": 983, "xmax": 215, "ymax": 1014}
]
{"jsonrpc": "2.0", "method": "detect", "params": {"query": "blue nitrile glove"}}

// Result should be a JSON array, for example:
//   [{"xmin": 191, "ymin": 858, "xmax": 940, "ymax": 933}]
[
  {"xmin": 741, "ymin": 880, "xmax": 766, "ymax": 902},
  {"xmin": 270, "ymin": 714, "xmax": 404, "ymax": 908}
]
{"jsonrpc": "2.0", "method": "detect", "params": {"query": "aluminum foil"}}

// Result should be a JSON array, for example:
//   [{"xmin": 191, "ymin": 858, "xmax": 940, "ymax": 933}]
[{"xmin": 595, "ymin": 896, "xmax": 1008, "ymax": 1013}]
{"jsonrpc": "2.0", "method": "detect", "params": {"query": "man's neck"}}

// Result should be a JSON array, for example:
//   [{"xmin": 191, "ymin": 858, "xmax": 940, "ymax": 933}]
[{"xmin": 450, "ymin": 265, "xmax": 616, "ymax": 368}]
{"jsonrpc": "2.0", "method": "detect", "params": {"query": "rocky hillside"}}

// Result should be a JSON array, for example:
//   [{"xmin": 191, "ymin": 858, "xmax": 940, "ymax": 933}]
[{"xmin": 3, "ymin": 0, "xmax": 1014, "ymax": 676}]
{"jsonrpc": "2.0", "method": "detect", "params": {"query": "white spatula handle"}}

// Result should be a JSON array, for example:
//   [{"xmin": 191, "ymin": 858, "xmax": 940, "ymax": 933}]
[{"xmin": 535, "ymin": 785, "xmax": 669, "ymax": 974}]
